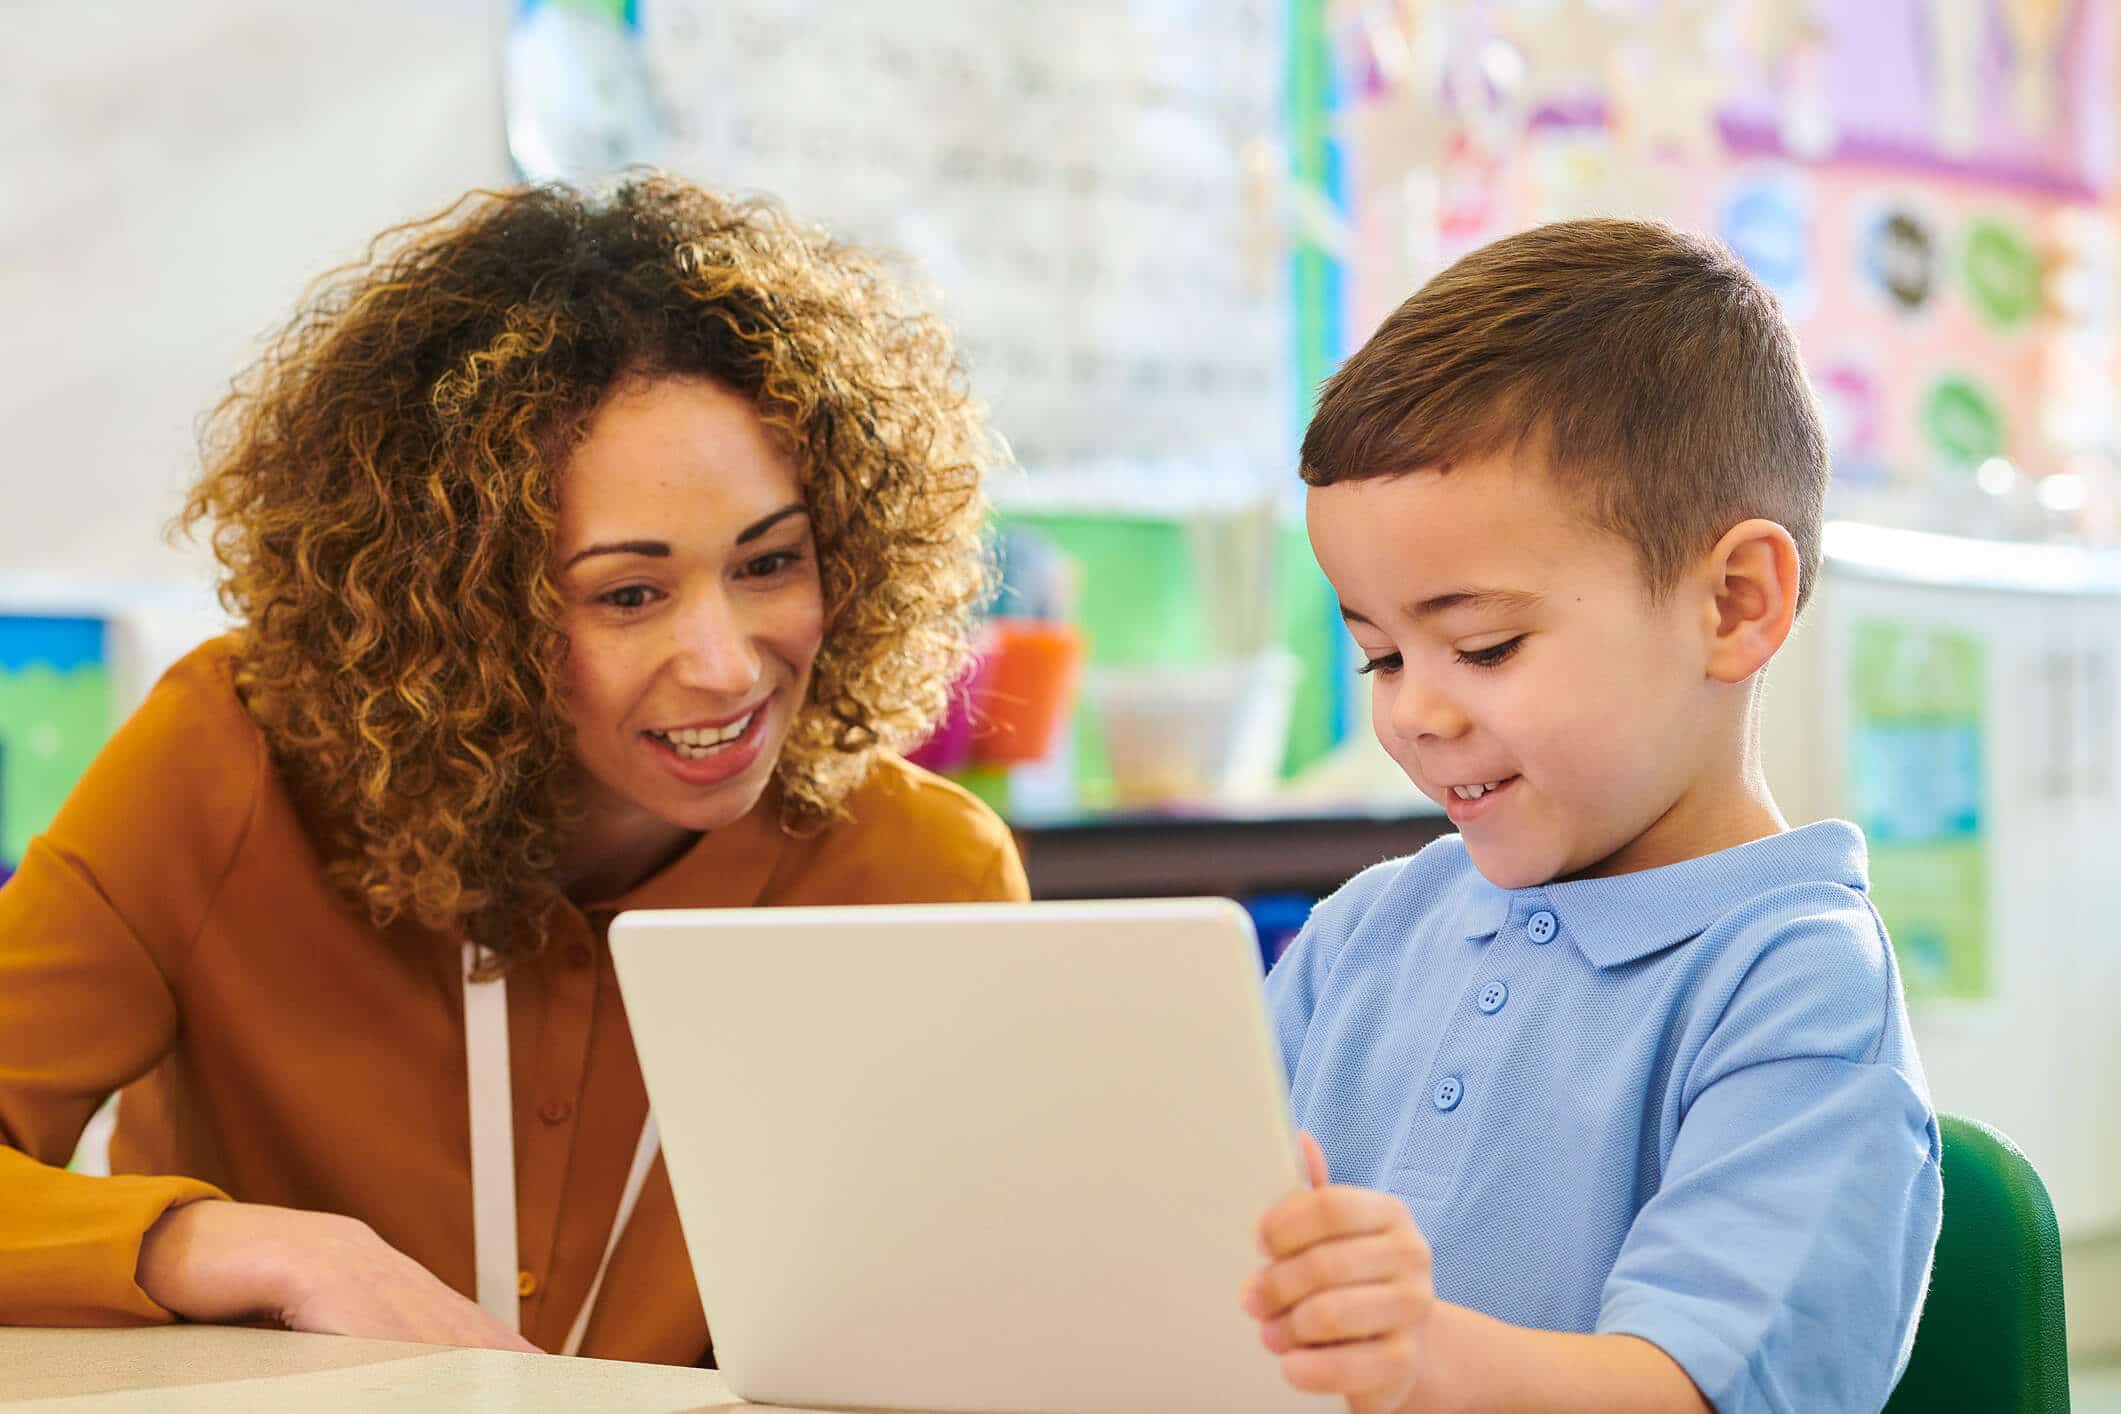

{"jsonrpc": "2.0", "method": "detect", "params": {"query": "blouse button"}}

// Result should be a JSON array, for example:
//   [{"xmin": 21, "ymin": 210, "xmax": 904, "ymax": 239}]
[
  {"xmin": 517, "ymin": 1270, "xmax": 539, "ymax": 1298},
  {"xmin": 539, "ymin": 1099, "xmax": 573, "ymax": 1125}
]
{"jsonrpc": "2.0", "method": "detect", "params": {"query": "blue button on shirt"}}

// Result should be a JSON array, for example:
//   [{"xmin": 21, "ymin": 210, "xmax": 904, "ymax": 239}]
[{"xmin": 1267, "ymin": 821, "xmax": 1941, "ymax": 1414}]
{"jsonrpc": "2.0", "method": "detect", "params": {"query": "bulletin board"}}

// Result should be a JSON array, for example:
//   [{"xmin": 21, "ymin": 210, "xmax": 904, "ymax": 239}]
[
  {"xmin": 1321, "ymin": 0, "xmax": 2118, "ymax": 510},
  {"xmin": 1844, "ymin": 618, "xmax": 1991, "ymax": 1000},
  {"xmin": 0, "ymin": 617, "xmax": 110, "ymax": 881},
  {"xmin": 635, "ymin": 0, "xmax": 1294, "ymax": 473},
  {"xmin": 1507, "ymin": 154, "xmax": 2080, "ymax": 495}
]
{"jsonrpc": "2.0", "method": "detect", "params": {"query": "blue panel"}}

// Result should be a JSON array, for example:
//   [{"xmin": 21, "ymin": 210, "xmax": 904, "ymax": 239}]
[{"xmin": 0, "ymin": 616, "xmax": 107, "ymax": 674}]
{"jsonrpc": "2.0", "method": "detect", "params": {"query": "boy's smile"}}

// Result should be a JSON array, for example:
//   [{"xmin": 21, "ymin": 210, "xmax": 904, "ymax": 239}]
[
  {"xmin": 1307, "ymin": 450, "xmax": 1759, "ymax": 888},
  {"xmin": 1441, "ymin": 773, "xmax": 1519, "ymax": 822}
]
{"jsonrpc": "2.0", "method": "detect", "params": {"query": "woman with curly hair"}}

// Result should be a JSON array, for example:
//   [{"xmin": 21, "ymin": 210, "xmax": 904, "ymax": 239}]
[{"xmin": 0, "ymin": 176, "xmax": 1026, "ymax": 1363}]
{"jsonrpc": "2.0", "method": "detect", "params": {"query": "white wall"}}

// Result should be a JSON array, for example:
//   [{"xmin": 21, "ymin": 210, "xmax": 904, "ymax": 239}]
[{"xmin": 0, "ymin": 0, "xmax": 507, "ymax": 592}]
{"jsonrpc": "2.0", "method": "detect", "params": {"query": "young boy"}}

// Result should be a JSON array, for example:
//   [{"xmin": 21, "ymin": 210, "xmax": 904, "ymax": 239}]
[{"xmin": 1240, "ymin": 220, "xmax": 1941, "ymax": 1414}]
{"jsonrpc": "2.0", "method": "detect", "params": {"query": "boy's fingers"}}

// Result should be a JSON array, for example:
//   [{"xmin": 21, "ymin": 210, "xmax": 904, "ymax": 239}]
[
  {"xmin": 1265, "ymin": 1279, "xmax": 1428, "ymax": 1349},
  {"xmin": 1279, "ymin": 1333, "xmax": 1419, "ymax": 1398},
  {"xmin": 1258, "ymin": 1185, "xmax": 1412, "ymax": 1260},
  {"xmin": 1246, "ymin": 1229, "xmax": 1429, "ymax": 1319},
  {"xmin": 1300, "ymin": 1131, "xmax": 1329, "ymax": 1189}
]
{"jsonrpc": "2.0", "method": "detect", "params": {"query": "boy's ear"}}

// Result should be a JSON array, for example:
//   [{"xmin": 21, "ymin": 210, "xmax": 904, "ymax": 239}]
[{"xmin": 1699, "ymin": 518, "xmax": 1800, "ymax": 684}]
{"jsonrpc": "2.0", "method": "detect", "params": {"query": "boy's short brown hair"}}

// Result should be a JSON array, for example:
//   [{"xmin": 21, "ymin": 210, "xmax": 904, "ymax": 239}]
[{"xmin": 1300, "ymin": 218, "xmax": 1829, "ymax": 609}]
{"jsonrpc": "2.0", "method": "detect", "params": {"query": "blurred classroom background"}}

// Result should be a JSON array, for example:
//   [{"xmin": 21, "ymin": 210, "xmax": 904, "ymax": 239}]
[{"xmin": 6, "ymin": 0, "xmax": 2121, "ymax": 1400}]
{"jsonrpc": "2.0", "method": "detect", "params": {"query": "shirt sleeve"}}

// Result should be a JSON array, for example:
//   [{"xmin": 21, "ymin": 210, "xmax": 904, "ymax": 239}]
[
  {"xmin": 0, "ymin": 651, "xmax": 256, "ymax": 1325},
  {"xmin": 1596, "ymin": 910, "xmax": 1942, "ymax": 1414},
  {"xmin": 786, "ymin": 755, "xmax": 1030, "ymax": 907},
  {"xmin": 973, "ymin": 833, "xmax": 1030, "ymax": 903}
]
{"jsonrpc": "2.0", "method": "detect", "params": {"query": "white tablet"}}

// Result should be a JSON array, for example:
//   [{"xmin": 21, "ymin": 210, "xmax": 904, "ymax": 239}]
[{"xmin": 609, "ymin": 898, "xmax": 1337, "ymax": 1414}]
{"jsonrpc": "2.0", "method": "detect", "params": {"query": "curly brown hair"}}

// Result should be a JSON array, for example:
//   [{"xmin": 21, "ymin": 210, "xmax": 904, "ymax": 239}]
[{"xmin": 181, "ymin": 176, "xmax": 994, "ymax": 961}]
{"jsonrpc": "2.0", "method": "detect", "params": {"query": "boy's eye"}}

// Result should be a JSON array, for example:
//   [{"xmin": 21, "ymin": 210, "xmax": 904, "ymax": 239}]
[
  {"xmin": 1456, "ymin": 636, "xmax": 1525, "ymax": 669},
  {"xmin": 599, "ymin": 584, "xmax": 658, "ymax": 610},
  {"xmin": 1356, "ymin": 651, "xmax": 1403, "ymax": 676}
]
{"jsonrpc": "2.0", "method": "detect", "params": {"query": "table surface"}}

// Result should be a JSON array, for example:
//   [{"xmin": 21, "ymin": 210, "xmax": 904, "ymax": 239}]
[{"xmin": 0, "ymin": 1326, "xmax": 849, "ymax": 1412}]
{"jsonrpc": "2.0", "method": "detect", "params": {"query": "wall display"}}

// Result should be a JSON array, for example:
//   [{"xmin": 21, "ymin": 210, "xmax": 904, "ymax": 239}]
[
  {"xmin": 1863, "ymin": 206, "xmax": 1938, "ymax": 313},
  {"xmin": 1717, "ymin": 171, "xmax": 1814, "ymax": 313},
  {"xmin": 503, "ymin": 0, "xmax": 663, "ymax": 185},
  {"xmin": 0, "ymin": 616, "xmax": 109, "ymax": 882},
  {"xmin": 635, "ymin": 0, "xmax": 1292, "ymax": 481},
  {"xmin": 1717, "ymin": 0, "xmax": 2111, "ymax": 191},
  {"xmin": 1431, "ymin": 157, "xmax": 2059, "ymax": 499},
  {"xmin": 1816, "ymin": 355, "xmax": 1889, "ymax": 488},
  {"xmin": 1845, "ymin": 618, "xmax": 1990, "ymax": 1000},
  {"xmin": 1921, "ymin": 372, "xmax": 2009, "ymax": 469},
  {"xmin": 1320, "ymin": 0, "xmax": 2108, "ymax": 518},
  {"xmin": 1960, "ymin": 214, "xmax": 2045, "ymax": 330}
]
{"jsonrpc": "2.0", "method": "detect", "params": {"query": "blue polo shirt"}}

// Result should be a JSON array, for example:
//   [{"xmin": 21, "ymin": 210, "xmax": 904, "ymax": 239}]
[{"xmin": 1267, "ymin": 820, "xmax": 1941, "ymax": 1414}]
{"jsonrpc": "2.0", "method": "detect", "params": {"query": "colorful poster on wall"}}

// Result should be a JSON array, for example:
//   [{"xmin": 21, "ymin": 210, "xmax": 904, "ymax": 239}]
[
  {"xmin": 1864, "ymin": 207, "xmax": 1938, "ymax": 312},
  {"xmin": 1327, "ymin": 0, "xmax": 2108, "ymax": 521},
  {"xmin": 1960, "ymin": 215, "xmax": 2045, "ymax": 330},
  {"xmin": 1715, "ymin": 0, "xmax": 2112, "ymax": 194},
  {"xmin": 0, "ymin": 616, "xmax": 111, "ymax": 883},
  {"xmin": 635, "ymin": 0, "xmax": 1288, "ymax": 474},
  {"xmin": 1845, "ymin": 619, "xmax": 1990, "ymax": 1000},
  {"xmin": 1815, "ymin": 356, "xmax": 1889, "ymax": 487},
  {"xmin": 1921, "ymin": 371, "xmax": 2010, "ymax": 468},
  {"xmin": 1718, "ymin": 172, "xmax": 1816, "ymax": 315}
]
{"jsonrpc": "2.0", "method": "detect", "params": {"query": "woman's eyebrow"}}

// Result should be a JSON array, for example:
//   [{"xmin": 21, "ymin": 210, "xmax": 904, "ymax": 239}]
[
  {"xmin": 560, "ymin": 504, "xmax": 808, "ymax": 569},
  {"xmin": 735, "ymin": 503, "xmax": 808, "ymax": 545},
  {"xmin": 562, "ymin": 539, "xmax": 670, "ymax": 570}
]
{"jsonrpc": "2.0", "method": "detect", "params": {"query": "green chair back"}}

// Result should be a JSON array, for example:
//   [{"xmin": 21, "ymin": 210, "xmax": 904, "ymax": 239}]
[{"xmin": 1883, "ymin": 1113, "xmax": 2070, "ymax": 1413}]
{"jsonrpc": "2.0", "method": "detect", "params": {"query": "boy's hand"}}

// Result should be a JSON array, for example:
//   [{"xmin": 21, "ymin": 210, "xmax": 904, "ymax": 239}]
[{"xmin": 1242, "ymin": 1133, "xmax": 1433, "ymax": 1414}]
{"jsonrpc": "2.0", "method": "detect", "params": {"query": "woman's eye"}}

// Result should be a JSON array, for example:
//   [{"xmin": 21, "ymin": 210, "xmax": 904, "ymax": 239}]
[
  {"xmin": 1456, "ymin": 636, "xmax": 1525, "ymax": 669},
  {"xmin": 1356, "ymin": 651, "xmax": 1403, "ymax": 676},
  {"xmin": 599, "ymin": 585, "xmax": 657, "ymax": 611},
  {"xmin": 741, "ymin": 549, "xmax": 803, "ymax": 579}
]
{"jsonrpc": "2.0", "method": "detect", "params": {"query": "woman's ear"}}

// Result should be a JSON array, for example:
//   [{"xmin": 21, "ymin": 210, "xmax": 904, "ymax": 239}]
[{"xmin": 1700, "ymin": 518, "xmax": 1800, "ymax": 685}]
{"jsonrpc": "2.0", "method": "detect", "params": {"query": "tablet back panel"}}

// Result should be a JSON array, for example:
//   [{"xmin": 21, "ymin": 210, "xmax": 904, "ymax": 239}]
[{"xmin": 611, "ymin": 899, "xmax": 1335, "ymax": 1414}]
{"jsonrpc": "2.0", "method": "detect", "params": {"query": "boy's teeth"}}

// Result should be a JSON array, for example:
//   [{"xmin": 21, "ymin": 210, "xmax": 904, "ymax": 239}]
[{"xmin": 1452, "ymin": 780, "xmax": 1504, "ymax": 800}]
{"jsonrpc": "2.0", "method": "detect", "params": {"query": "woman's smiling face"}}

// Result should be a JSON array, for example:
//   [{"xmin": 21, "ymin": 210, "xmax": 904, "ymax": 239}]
[{"xmin": 555, "ymin": 375, "xmax": 825, "ymax": 876}]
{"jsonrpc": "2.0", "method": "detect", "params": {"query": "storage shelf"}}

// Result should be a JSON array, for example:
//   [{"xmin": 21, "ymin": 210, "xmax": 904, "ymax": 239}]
[{"xmin": 1013, "ymin": 808, "xmax": 1451, "ymax": 900}]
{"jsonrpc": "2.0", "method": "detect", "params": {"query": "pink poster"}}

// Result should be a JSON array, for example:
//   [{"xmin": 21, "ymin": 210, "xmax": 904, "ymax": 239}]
[{"xmin": 1335, "ymin": 0, "xmax": 2112, "ymax": 503}]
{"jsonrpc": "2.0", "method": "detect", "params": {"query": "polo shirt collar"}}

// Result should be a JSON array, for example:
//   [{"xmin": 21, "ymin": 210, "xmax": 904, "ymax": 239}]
[{"xmin": 1460, "ymin": 820, "xmax": 1869, "ymax": 968}]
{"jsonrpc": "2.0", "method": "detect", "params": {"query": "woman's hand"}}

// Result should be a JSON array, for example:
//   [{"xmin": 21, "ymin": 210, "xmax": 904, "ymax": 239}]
[
  {"xmin": 137, "ymin": 1200, "xmax": 540, "ymax": 1352},
  {"xmin": 1242, "ymin": 1134, "xmax": 1434, "ymax": 1414}
]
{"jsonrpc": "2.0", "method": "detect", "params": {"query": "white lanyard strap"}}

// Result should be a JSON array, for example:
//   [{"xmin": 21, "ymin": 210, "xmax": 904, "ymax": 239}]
[
  {"xmin": 561, "ymin": 1107, "xmax": 661, "ymax": 1358},
  {"xmin": 463, "ymin": 943, "xmax": 521, "ymax": 1332},
  {"xmin": 463, "ymin": 941, "xmax": 661, "ymax": 1356}
]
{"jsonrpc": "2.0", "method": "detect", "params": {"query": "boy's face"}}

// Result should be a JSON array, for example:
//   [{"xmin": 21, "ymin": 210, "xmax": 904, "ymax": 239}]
[{"xmin": 1308, "ymin": 452, "xmax": 1721, "ymax": 887}]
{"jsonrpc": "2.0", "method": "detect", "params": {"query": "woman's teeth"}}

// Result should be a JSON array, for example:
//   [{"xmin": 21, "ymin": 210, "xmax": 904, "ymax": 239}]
[
  {"xmin": 1452, "ymin": 779, "xmax": 1508, "ymax": 800},
  {"xmin": 651, "ymin": 711, "xmax": 756, "ymax": 759}
]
